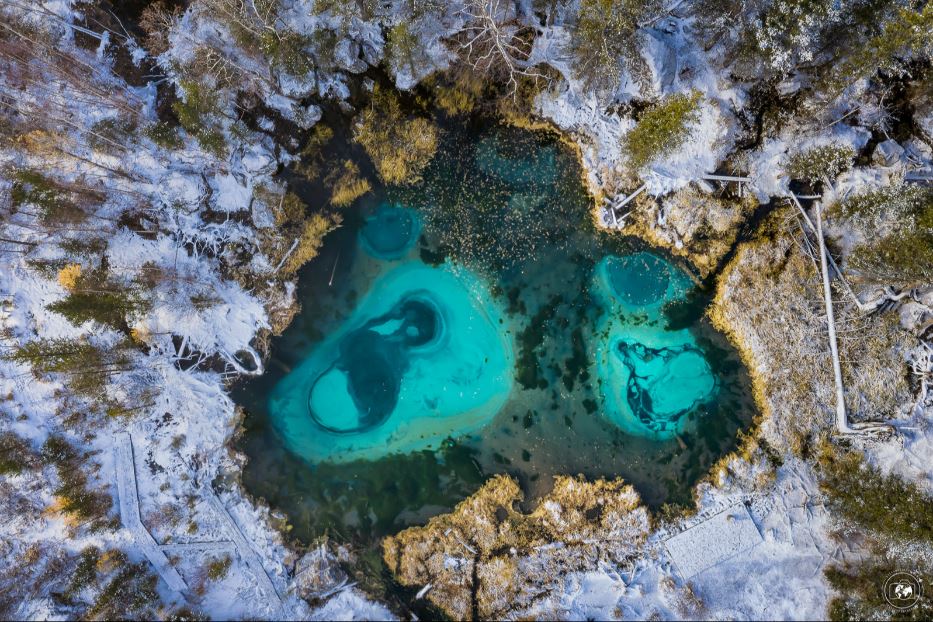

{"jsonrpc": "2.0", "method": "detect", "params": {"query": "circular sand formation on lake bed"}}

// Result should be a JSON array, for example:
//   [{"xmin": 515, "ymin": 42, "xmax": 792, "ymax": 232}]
[
  {"xmin": 359, "ymin": 203, "xmax": 421, "ymax": 260},
  {"xmin": 268, "ymin": 261, "xmax": 514, "ymax": 463},
  {"xmin": 594, "ymin": 253, "xmax": 717, "ymax": 440}
]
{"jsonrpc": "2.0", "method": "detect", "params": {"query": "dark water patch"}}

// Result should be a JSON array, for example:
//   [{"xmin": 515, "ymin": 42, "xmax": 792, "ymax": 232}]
[{"xmin": 234, "ymin": 117, "xmax": 757, "ymax": 550}]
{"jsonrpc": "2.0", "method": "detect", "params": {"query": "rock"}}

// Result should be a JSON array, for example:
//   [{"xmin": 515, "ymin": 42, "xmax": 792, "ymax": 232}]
[
  {"xmin": 292, "ymin": 103, "xmax": 322, "ymax": 130},
  {"xmin": 293, "ymin": 544, "xmax": 349, "ymax": 601},
  {"xmin": 873, "ymin": 139, "xmax": 905, "ymax": 167},
  {"xmin": 695, "ymin": 179, "xmax": 716, "ymax": 194},
  {"xmin": 383, "ymin": 474, "xmax": 649, "ymax": 620},
  {"xmin": 335, "ymin": 39, "xmax": 368, "ymax": 74},
  {"xmin": 776, "ymin": 77, "xmax": 802, "ymax": 96}
]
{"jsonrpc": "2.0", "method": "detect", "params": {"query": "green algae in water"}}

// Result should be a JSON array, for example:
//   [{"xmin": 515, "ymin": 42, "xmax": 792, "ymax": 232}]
[{"xmin": 234, "ymin": 120, "xmax": 757, "ymax": 548}]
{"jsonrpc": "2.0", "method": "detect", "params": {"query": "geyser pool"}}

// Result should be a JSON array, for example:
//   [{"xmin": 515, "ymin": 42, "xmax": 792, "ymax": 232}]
[
  {"xmin": 235, "ymin": 119, "xmax": 756, "ymax": 544},
  {"xmin": 268, "ymin": 260, "xmax": 513, "ymax": 463},
  {"xmin": 594, "ymin": 253, "xmax": 717, "ymax": 440}
]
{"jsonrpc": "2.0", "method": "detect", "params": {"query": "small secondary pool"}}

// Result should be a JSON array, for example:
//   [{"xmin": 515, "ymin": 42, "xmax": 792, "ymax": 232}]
[{"xmin": 234, "ymin": 118, "xmax": 755, "ymax": 544}]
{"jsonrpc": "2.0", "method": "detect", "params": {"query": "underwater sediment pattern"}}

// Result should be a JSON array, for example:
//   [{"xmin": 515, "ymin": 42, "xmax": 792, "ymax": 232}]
[
  {"xmin": 269, "ymin": 260, "xmax": 513, "ymax": 463},
  {"xmin": 236, "ymin": 120, "xmax": 755, "ymax": 542},
  {"xmin": 594, "ymin": 253, "xmax": 716, "ymax": 439}
]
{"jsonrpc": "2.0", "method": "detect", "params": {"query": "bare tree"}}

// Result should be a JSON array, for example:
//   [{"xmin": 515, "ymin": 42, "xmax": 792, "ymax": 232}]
[{"xmin": 456, "ymin": 0, "xmax": 545, "ymax": 97}]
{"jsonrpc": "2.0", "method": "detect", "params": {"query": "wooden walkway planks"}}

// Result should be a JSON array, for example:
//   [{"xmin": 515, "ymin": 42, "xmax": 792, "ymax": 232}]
[
  {"xmin": 202, "ymin": 484, "xmax": 284, "ymax": 608},
  {"xmin": 114, "ymin": 433, "xmax": 188, "ymax": 593}
]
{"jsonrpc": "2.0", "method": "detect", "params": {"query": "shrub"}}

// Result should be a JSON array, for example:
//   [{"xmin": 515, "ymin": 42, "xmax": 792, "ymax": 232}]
[
  {"xmin": 818, "ymin": 446, "xmax": 933, "ymax": 542},
  {"xmin": 10, "ymin": 169, "xmax": 89, "ymax": 225},
  {"xmin": 570, "ymin": 0, "xmax": 659, "ymax": 93},
  {"xmin": 786, "ymin": 144, "xmax": 855, "ymax": 184},
  {"xmin": 172, "ymin": 80, "xmax": 226, "ymax": 156},
  {"xmin": 206, "ymin": 555, "xmax": 232, "ymax": 581},
  {"xmin": 0, "ymin": 431, "xmax": 34, "ymax": 476},
  {"xmin": 433, "ymin": 70, "xmax": 486, "ymax": 116},
  {"xmin": 832, "ymin": 4, "xmax": 933, "ymax": 89},
  {"xmin": 826, "ymin": 561, "xmax": 933, "ymax": 621},
  {"xmin": 294, "ymin": 124, "xmax": 335, "ymax": 182},
  {"xmin": 386, "ymin": 22, "xmax": 420, "ymax": 75},
  {"xmin": 353, "ymin": 86, "xmax": 438, "ymax": 185},
  {"xmin": 837, "ymin": 185, "xmax": 933, "ymax": 286},
  {"xmin": 260, "ymin": 29, "xmax": 313, "ymax": 78},
  {"xmin": 327, "ymin": 160, "xmax": 371, "ymax": 207},
  {"xmin": 57, "ymin": 263, "xmax": 82, "ymax": 290},
  {"xmin": 87, "ymin": 562, "xmax": 158, "ymax": 620},
  {"xmin": 144, "ymin": 121, "xmax": 183, "ymax": 150},
  {"xmin": 281, "ymin": 212, "xmax": 341, "ymax": 274},
  {"xmin": 66, "ymin": 546, "xmax": 101, "ymax": 597},
  {"xmin": 624, "ymin": 91, "xmax": 702, "ymax": 171}
]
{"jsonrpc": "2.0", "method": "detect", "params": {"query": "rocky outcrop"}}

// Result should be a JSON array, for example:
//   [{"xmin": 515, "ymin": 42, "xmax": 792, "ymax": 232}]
[{"xmin": 383, "ymin": 474, "xmax": 649, "ymax": 620}]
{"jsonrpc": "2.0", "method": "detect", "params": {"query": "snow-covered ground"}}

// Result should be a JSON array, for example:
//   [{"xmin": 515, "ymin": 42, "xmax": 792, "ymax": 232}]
[{"xmin": 1, "ymin": 0, "xmax": 932, "ymax": 620}]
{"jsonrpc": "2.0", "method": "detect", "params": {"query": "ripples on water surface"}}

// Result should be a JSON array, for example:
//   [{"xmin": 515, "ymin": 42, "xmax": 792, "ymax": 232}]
[{"xmin": 234, "ymin": 119, "xmax": 756, "ymax": 544}]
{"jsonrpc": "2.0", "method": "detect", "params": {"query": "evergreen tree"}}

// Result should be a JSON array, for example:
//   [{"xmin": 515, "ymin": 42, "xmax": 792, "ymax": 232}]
[
  {"xmin": 569, "ymin": 0, "xmax": 660, "ymax": 94},
  {"xmin": 623, "ymin": 91, "xmax": 703, "ymax": 171}
]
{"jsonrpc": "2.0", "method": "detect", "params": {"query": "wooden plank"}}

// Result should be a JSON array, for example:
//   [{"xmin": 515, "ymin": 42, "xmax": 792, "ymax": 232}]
[
  {"xmin": 115, "ymin": 433, "xmax": 187, "ymax": 593},
  {"xmin": 701, "ymin": 173, "xmax": 751, "ymax": 182},
  {"xmin": 203, "ymin": 485, "xmax": 284, "ymax": 607},
  {"xmin": 665, "ymin": 503, "xmax": 762, "ymax": 578},
  {"xmin": 611, "ymin": 183, "xmax": 647, "ymax": 210}
]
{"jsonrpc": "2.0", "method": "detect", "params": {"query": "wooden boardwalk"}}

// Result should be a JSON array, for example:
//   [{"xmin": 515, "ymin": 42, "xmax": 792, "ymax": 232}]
[
  {"xmin": 202, "ymin": 484, "xmax": 284, "ymax": 608},
  {"xmin": 114, "ymin": 433, "xmax": 188, "ymax": 592},
  {"xmin": 603, "ymin": 173, "xmax": 752, "ymax": 227}
]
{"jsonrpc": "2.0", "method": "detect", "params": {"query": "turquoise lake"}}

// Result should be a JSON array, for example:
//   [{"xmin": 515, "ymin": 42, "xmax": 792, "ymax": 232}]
[{"xmin": 234, "ymin": 119, "xmax": 755, "ymax": 544}]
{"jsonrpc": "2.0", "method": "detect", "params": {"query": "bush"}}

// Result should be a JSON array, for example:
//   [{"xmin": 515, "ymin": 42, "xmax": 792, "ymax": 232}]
[
  {"xmin": 206, "ymin": 555, "xmax": 232, "ymax": 581},
  {"xmin": 818, "ymin": 446, "xmax": 933, "ymax": 543},
  {"xmin": 353, "ymin": 86, "xmax": 438, "ymax": 185},
  {"xmin": 624, "ymin": 91, "xmax": 702, "ymax": 171},
  {"xmin": 0, "ymin": 431, "xmax": 34, "ymax": 475},
  {"xmin": 832, "ymin": 4, "xmax": 933, "ymax": 89},
  {"xmin": 260, "ymin": 29, "xmax": 313, "ymax": 78},
  {"xmin": 87, "ymin": 562, "xmax": 158, "ymax": 620},
  {"xmin": 837, "ymin": 185, "xmax": 933, "ymax": 286},
  {"xmin": 66, "ymin": 546, "xmax": 101, "ymax": 597},
  {"xmin": 172, "ymin": 80, "xmax": 226, "ymax": 156},
  {"xmin": 386, "ymin": 22, "xmax": 419, "ymax": 75},
  {"xmin": 786, "ymin": 144, "xmax": 855, "ymax": 184},
  {"xmin": 327, "ymin": 160, "xmax": 371, "ymax": 207},
  {"xmin": 826, "ymin": 561, "xmax": 933, "ymax": 621},
  {"xmin": 281, "ymin": 212, "xmax": 341, "ymax": 274},
  {"xmin": 10, "ymin": 169, "xmax": 89, "ymax": 225},
  {"xmin": 433, "ymin": 69, "xmax": 486, "ymax": 116},
  {"xmin": 570, "ymin": 0, "xmax": 659, "ymax": 93},
  {"xmin": 144, "ymin": 121, "xmax": 183, "ymax": 150}
]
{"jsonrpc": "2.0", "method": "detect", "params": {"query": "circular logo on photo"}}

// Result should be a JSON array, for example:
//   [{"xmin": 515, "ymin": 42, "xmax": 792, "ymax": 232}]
[{"xmin": 883, "ymin": 571, "xmax": 923, "ymax": 610}]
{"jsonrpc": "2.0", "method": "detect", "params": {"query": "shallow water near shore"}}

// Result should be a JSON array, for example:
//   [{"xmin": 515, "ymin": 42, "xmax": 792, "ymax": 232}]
[{"xmin": 234, "ymin": 117, "xmax": 755, "ymax": 546}]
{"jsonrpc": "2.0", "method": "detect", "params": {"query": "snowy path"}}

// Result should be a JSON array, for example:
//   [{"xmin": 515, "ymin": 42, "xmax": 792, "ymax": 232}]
[
  {"xmin": 115, "ymin": 433, "xmax": 188, "ymax": 593},
  {"xmin": 161, "ymin": 541, "xmax": 238, "ymax": 555},
  {"xmin": 202, "ymin": 485, "xmax": 284, "ymax": 609}
]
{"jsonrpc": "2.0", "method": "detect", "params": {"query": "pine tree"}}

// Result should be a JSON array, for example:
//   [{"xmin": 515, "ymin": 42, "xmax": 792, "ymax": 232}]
[
  {"xmin": 569, "ymin": 0, "xmax": 660, "ymax": 94},
  {"xmin": 623, "ymin": 91, "xmax": 703, "ymax": 171}
]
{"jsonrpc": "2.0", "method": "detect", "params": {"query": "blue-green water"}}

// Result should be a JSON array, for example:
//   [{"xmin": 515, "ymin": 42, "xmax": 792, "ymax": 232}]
[
  {"xmin": 270, "ymin": 260, "xmax": 513, "ymax": 462},
  {"xmin": 235, "ymin": 120, "xmax": 755, "ymax": 544},
  {"xmin": 594, "ymin": 253, "xmax": 717, "ymax": 440}
]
